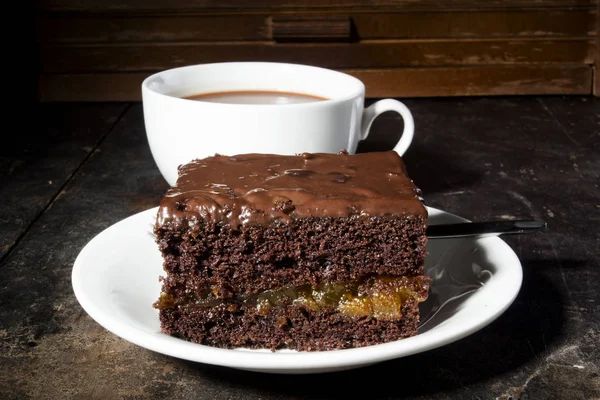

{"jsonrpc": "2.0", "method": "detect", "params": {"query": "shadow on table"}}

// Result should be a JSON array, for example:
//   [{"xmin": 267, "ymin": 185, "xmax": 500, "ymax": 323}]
[
  {"xmin": 183, "ymin": 259, "xmax": 583, "ymax": 399},
  {"xmin": 356, "ymin": 112, "xmax": 483, "ymax": 196}
]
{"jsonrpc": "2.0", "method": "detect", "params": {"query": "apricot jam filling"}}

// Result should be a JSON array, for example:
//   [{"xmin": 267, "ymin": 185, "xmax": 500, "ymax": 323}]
[{"xmin": 155, "ymin": 276, "xmax": 428, "ymax": 320}]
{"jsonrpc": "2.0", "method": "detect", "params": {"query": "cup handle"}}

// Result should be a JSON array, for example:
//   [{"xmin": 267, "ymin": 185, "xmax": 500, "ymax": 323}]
[{"xmin": 361, "ymin": 99, "xmax": 415, "ymax": 156}]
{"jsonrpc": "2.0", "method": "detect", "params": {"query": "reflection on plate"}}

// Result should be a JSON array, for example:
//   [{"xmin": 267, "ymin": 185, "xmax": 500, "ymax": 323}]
[{"xmin": 72, "ymin": 207, "xmax": 522, "ymax": 374}]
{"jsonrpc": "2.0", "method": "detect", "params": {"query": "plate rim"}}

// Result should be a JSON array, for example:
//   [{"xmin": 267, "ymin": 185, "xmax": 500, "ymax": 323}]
[{"xmin": 72, "ymin": 206, "xmax": 523, "ymax": 373}]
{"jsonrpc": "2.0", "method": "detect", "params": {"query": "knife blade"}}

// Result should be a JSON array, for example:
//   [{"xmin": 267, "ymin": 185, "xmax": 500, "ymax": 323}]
[{"xmin": 426, "ymin": 220, "xmax": 547, "ymax": 239}]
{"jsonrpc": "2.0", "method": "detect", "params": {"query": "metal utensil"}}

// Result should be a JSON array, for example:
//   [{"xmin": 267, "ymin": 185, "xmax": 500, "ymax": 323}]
[{"xmin": 427, "ymin": 219, "xmax": 547, "ymax": 239}]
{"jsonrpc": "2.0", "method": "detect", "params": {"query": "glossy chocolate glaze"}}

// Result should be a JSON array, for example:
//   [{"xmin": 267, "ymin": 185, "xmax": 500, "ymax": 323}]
[{"xmin": 156, "ymin": 151, "xmax": 426, "ymax": 228}]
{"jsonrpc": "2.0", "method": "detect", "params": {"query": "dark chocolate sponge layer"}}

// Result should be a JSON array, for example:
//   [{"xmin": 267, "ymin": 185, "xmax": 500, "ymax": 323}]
[
  {"xmin": 155, "ymin": 215, "xmax": 427, "ymax": 298},
  {"xmin": 158, "ymin": 300, "xmax": 423, "ymax": 351}
]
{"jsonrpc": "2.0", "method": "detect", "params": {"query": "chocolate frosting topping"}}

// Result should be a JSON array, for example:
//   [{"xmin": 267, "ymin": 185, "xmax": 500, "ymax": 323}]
[{"xmin": 156, "ymin": 151, "xmax": 426, "ymax": 228}]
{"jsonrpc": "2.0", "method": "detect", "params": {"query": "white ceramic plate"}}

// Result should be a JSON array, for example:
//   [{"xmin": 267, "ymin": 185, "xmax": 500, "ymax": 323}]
[{"xmin": 72, "ymin": 207, "xmax": 522, "ymax": 374}]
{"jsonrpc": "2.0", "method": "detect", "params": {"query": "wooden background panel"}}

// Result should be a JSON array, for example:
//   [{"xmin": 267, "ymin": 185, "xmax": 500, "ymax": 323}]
[
  {"xmin": 36, "ymin": 0, "xmax": 599, "ymax": 99},
  {"xmin": 38, "ymin": 0, "xmax": 598, "ymax": 12},
  {"xmin": 38, "ymin": 65, "xmax": 593, "ymax": 101},
  {"xmin": 40, "ymin": 39, "xmax": 594, "ymax": 73},
  {"xmin": 38, "ymin": 9, "xmax": 596, "ymax": 43}
]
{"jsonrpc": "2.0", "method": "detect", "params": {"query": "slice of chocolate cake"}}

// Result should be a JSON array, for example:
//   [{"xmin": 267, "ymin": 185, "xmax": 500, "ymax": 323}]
[{"xmin": 153, "ymin": 151, "xmax": 429, "ymax": 351}]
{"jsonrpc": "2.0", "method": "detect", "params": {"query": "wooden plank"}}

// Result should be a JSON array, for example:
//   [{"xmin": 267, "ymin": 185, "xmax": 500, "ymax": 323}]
[
  {"xmin": 39, "ymin": 73, "xmax": 145, "ymax": 101},
  {"xmin": 38, "ymin": 65, "xmax": 593, "ymax": 101},
  {"xmin": 351, "ymin": 9, "xmax": 597, "ymax": 40},
  {"xmin": 38, "ymin": 0, "xmax": 598, "ymax": 13},
  {"xmin": 38, "ymin": 14, "xmax": 270, "ymax": 43},
  {"xmin": 270, "ymin": 16, "xmax": 352, "ymax": 41},
  {"xmin": 350, "ymin": 65, "xmax": 593, "ymax": 96},
  {"xmin": 0, "ymin": 103, "xmax": 128, "ymax": 261},
  {"xmin": 39, "ymin": 39, "xmax": 595, "ymax": 73},
  {"xmin": 38, "ymin": 9, "xmax": 596, "ymax": 43}
]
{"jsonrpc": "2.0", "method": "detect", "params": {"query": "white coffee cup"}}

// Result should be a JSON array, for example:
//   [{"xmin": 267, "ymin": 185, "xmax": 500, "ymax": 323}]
[{"xmin": 142, "ymin": 62, "xmax": 414, "ymax": 186}]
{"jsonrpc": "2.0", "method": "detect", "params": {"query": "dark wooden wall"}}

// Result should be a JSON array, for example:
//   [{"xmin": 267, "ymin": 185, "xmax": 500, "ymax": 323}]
[{"xmin": 37, "ymin": 0, "xmax": 599, "ymax": 100}]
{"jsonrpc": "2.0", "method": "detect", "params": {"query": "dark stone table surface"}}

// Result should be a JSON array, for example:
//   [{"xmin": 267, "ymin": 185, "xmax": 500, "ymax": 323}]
[{"xmin": 1, "ymin": 96, "xmax": 598, "ymax": 399}]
